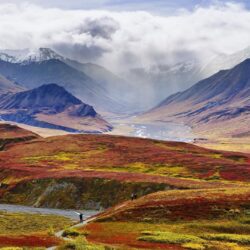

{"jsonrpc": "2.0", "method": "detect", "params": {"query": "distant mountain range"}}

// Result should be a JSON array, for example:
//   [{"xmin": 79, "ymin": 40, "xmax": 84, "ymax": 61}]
[
  {"xmin": 0, "ymin": 83, "xmax": 112, "ymax": 133},
  {"xmin": 128, "ymin": 47, "xmax": 250, "ymax": 108},
  {"xmin": 0, "ymin": 48, "xmax": 135, "ymax": 113},
  {"xmin": 143, "ymin": 59, "xmax": 250, "ymax": 141},
  {"xmin": 1, "ymin": 46, "xmax": 250, "ymax": 139},
  {"xmin": 2, "ymin": 47, "xmax": 250, "ymax": 113}
]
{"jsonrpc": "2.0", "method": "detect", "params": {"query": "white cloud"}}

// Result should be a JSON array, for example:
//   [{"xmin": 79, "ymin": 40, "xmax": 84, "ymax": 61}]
[{"xmin": 0, "ymin": 2, "xmax": 250, "ymax": 74}]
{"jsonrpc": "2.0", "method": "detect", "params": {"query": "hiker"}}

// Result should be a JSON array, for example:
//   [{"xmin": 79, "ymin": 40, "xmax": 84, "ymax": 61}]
[
  {"xmin": 79, "ymin": 213, "xmax": 83, "ymax": 223},
  {"xmin": 131, "ymin": 193, "xmax": 137, "ymax": 200},
  {"xmin": 75, "ymin": 212, "xmax": 84, "ymax": 223}
]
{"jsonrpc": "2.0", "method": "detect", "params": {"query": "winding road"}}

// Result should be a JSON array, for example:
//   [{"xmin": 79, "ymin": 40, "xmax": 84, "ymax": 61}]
[{"xmin": 0, "ymin": 203, "xmax": 99, "ymax": 220}]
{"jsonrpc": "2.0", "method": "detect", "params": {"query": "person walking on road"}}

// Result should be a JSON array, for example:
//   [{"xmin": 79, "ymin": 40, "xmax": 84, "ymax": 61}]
[{"xmin": 75, "ymin": 212, "xmax": 84, "ymax": 223}]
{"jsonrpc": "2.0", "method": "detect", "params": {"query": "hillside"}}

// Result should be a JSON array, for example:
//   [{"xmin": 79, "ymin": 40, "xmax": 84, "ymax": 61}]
[
  {"xmin": 95, "ymin": 188, "xmax": 250, "ymax": 222},
  {"xmin": 0, "ymin": 123, "xmax": 40, "ymax": 150},
  {"xmin": 0, "ymin": 124, "xmax": 249, "ymax": 249},
  {"xmin": 0, "ymin": 84, "xmax": 112, "ymax": 133},
  {"xmin": 0, "ymin": 74, "xmax": 24, "ymax": 95},
  {"xmin": 0, "ymin": 123, "xmax": 249, "ymax": 210},
  {"xmin": 80, "ymin": 187, "xmax": 250, "ymax": 249}
]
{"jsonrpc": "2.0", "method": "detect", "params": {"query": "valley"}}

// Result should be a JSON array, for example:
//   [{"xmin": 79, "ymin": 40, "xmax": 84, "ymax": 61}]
[
  {"xmin": 108, "ymin": 119, "xmax": 194, "ymax": 142},
  {"xmin": 0, "ymin": 46, "xmax": 249, "ymax": 250}
]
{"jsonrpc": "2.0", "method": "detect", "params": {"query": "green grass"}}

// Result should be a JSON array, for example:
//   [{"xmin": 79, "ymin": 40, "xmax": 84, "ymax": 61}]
[
  {"xmin": 202, "ymin": 234, "xmax": 250, "ymax": 244},
  {"xmin": 57, "ymin": 237, "xmax": 106, "ymax": 250},
  {"xmin": 188, "ymin": 220, "xmax": 250, "ymax": 234},
  {"xmin": 62, "ymin": 228, "xmax": 89, "ymax": 238},
  {"xmin": 182, "ymin": 243, "xmax": 205, "ymax": 250},
  {"xmin": 138, "ymin": 231, "xmax": 204, "ymax": 244},
  {"xmin": 0, "ymin": 211, "xmax": 73, "ymax": 235}
]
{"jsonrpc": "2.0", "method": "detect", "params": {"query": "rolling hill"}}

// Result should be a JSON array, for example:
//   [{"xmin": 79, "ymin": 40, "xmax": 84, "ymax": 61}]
[
  {"xmin": 0, "ymin": 123, "xmax": 249, "ymax": 210},
  {"xmin": 82, "ymin": 187, "xmax": 250, "ymax": 249},
  {"xmin": 0, "ymin": 84, "xmax": 112, "ymax": 133}
]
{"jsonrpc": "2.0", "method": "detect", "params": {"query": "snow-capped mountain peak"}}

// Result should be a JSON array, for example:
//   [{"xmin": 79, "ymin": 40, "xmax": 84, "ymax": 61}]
[
  {"xmin": 0, "ymin": 53, "xmax": 18, "ymax": 63},
  {"xmin": 23, "ymin": 48, "xmax": 64, "ymax": 63},
  {"xmin": 0, "ymin": 48, "xmax": 64, "ymax": 64}
]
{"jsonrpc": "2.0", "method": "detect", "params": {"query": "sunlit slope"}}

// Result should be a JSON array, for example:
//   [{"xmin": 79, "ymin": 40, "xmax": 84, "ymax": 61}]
[
  {"xmin": 0, "ymin": 124, "xmax": 250, "ymax": 183},
  {"xmin": 82, "ymin": 188, "xmax": 250, "ymax": 249},
  {"xmin": 0, "ymin": 124, "xmax": 249, "ymax": 209}
]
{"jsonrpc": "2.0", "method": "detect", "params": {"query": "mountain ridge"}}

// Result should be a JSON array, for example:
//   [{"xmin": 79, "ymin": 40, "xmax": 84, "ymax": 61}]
[
  {"xmin": 0, "ymin": 83, "xmax": 112, "ymax": 133},
  {"xmin": 141, "ymin": 58, "xmax": 250, "ymax": 151},
  {"xmin": 156, "ymin": 58, "xmax": 250, "ymax": 111},
  {"xmin": 0, "ymin": 48, "xmax": 136, "ymax": 113}
]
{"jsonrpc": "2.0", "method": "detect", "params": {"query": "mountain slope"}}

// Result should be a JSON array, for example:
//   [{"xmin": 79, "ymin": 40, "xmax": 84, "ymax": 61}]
[
  {"xmin": 0, "ymin": 74, "xmax": 24, "ymax": 95},
  {"xmin": 0, "ymin": 84, "xmax": 112, "ymax": 133},
  {"xmin": 127, "ymin": 47, "xmax": 250, "ymax": 109},
  {"xmin": 157, "ymin": 59, "xmax": 250, "ymax": 117},
  {"xmin": 65, "ymin": 60, "xmax": 136, "ymax": 109},
  {"xmin": 200, "ymin": 46, "xmax": 250, "ymax": 78},
  {"xmin": 142, "ymin": 59, "xmax": 250, "ymax": 150},
  {"xmin": 0, "ymin": 83, "xmax": 83, "ymax": 112}
]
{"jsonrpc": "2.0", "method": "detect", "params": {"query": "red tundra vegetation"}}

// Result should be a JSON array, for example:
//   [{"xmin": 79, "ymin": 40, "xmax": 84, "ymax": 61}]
[
  {"xmin": 0, "ymin": 235, "xmax": 62, "ymax": 247},
  {"xmin": 94, "ymin": 188, "xmax": 250, "ymax": 222},
  {"xmin": 0, "ymin": 124, "xmax": 249, "ymax": 188}
]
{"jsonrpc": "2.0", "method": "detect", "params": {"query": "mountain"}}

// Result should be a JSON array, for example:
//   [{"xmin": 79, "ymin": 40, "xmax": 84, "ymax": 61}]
[
  {"xmin": 0, "ymin": 74, "xmax": 24, "ymax": 95},
  {"xmin": 0, "ymin": 58, "xmax": 129, "ymax": 113},
  {"xmin": 0, "ymin": 48, "xmax": 62, "ymax": 64},
  {"xmin": 157, "ymin": 59, "xmax": 250, "ymax": 114},
  {"xmin": 127, "ymin": 47, "xmax": 250, "ymax": 109},
  {"xmin": 0, "ymin": 84, "xmax": 112, "ymax": 133},
  {"xmin": 200, "ymin": 46, "xmax": 250, "ymax": 78},
  {"xmin": 65, "ymin": 60, "xmax": 136, "ymax": 109},
  {"xmin": 142, "ymin": 59, "xmax": 250, "ymax": 148},
  {"xmin": 128, "ymin": 60, "xmax": 202, "ymax": 107},
  {"xmin": 0, "ymin": 48, "xmax": 136, "ymax": 113},
  {"xmin": 3, "ymin": 47, "xmax": 250, "ymax": 112}
]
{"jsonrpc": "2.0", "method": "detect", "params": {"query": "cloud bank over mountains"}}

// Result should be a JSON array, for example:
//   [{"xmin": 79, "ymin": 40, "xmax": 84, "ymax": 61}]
[{"xmin": 0, "ymin": 2, "xmax": 250, "ymax": 74}]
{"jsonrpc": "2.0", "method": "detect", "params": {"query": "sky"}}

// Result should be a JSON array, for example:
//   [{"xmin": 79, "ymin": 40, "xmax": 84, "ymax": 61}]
[
  {"xmin": 0, "ymin": 0, "xmax": 250, "ymax": 74},
  {"xmin": 1, "ymin": 0, "xmax": 250, "ymax": 13}
]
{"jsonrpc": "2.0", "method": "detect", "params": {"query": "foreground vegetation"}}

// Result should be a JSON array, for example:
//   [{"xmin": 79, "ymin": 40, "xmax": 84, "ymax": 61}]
[
  {"xmin": 80, "ymin": 215, "xmax": 250, "ymax": 249},
  {"xmin": 73, "ymin": 187, "xmax": 250, "ymax": 249},
  {"xmin": 0, "ymin": 211, "xmax": 73, "ymax": 248},
  {"xmin": 0, "ymin": 124, "xmax": 250, "ymax": 249},
  {"xmin": 57, "ymin": 237, "xmax": 107, "ymax": 250}
]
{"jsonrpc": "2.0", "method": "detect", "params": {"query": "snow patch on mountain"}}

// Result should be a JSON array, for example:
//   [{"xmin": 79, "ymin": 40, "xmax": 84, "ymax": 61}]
[{"xmin": 0, "ymin": 48, "xmax": 64, "ymax": 64}]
